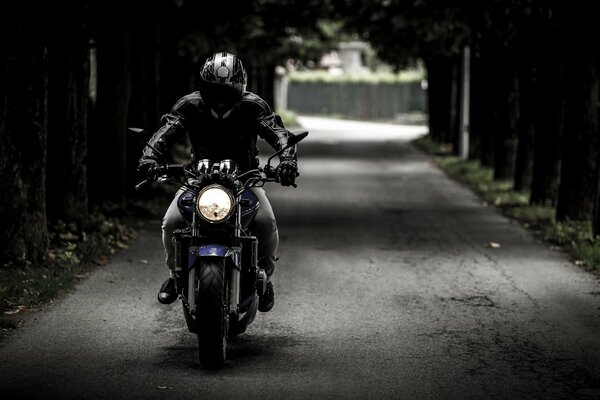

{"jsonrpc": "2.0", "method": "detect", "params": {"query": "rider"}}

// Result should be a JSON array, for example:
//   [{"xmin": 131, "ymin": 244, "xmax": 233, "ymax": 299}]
[{"xmin": 137, "ymin": 51, "xmax": 298, "ymax": 312}]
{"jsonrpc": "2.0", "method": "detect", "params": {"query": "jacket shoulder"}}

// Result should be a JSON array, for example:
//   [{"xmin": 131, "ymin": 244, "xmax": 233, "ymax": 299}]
[
  {"xmin": 172, "ymin": 91, "xmax": 204, "ymax": 113},
  {"xmin": 239, "ymin": 91, "xmax": 272, "ymax": 116}
]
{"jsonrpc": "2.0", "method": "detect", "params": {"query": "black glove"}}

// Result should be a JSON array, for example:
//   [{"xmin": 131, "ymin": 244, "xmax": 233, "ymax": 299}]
[
  {"xmin": 137, "ymin": 159, "xmax": 159, "ymax": 180},
  {"xmin": 276, "ymin": 159, "xmax": 298, "ymax": 187}
]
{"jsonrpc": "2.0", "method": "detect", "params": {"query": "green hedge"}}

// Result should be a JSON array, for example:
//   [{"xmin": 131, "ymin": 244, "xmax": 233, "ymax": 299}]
[{"xmin": 288, "ymin": 69, "xmax": 425, "ymax": 84}]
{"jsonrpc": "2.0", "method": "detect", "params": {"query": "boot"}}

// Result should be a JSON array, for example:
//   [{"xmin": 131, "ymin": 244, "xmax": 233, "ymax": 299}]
[
  {"xmin": 258, "ymin": 281, "xmax": 274, "ymax": 312},
  {"xmin": 157, "ymin": 277, "xmax": 177, "ymax": 304}
]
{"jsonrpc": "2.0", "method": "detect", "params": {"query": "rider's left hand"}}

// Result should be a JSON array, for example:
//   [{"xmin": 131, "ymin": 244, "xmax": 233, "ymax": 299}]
[{"xmin": 277, "ymin": 159, "xmax": 298, "ymax": 187}]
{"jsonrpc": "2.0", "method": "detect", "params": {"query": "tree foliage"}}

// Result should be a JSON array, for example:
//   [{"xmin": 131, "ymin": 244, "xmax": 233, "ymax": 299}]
[
  {"xmin": 3, "ymin": 0, "xmax": 600, "ymax": 271},
  {"xmin": 335, "ymin": 0, "xmax": 470, "ymax": 69},
  {"xmin": 0, "ymin": 0, "xmax": 339, "ymax": 268},
  {"xmin": 337, "ymin": 0, "xmax": 600, "ymax": 230}
]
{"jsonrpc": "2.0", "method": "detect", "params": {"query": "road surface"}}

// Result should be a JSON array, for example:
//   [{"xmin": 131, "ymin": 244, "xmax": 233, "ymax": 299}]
[{"xmin": 1, "ymin": 116, "xmax": 599, "ymax": 400}]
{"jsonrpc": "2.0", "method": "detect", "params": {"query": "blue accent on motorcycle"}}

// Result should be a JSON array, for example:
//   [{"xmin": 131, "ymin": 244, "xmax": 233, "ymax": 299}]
[
  {"xmin": 241, "ymin": 189, "xmax": 260, "ymax": 228},
  {"xmin": 187, "ymin": 245, "xmax": 241, "ymax": 269},
  {"xmin": 199, "ymin": 244, "xmax": 230, "ymax": 257},
  {"xmin": 177, "ymin": 191, "xmax": 195, "ymax": 220}
]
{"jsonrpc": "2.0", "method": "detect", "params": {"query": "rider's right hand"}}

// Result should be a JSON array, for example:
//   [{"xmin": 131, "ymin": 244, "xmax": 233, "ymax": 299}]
[{"xmin": 137, "ymin": 159, "xmax": 160, "ymax": 180}]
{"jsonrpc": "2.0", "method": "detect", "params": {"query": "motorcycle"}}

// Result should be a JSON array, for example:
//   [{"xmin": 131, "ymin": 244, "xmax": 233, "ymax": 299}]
[{"xmin": 131, "ymin": 127, "xmax": 308, "ymax": 369}]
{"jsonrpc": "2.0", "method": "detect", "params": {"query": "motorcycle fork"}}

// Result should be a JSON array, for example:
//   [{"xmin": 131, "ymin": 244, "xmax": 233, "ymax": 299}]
[
  {"xmin": 187, "ymin": 212, "xmax": 201, "ymax": 314},
  {"xmin": 228, "ymin": 201, "xmax": 243, "ymax": 314},
  {"xmin": 184, "ymin": 210, "xmax": 241, "ymax": 316}
]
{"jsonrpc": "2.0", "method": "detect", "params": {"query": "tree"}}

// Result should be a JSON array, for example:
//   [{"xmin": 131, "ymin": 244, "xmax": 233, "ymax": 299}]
[
  {"xmin": 529, "ymin": 3, "xmax": 563, "ymax": 206},
  {"xmin": 0, "ymin": 8, "xmax": 49, "ymax": 266},
  {"xmin": 162, "ymin": 0, "xmax": 339, "ymax": 106},
  {"xmin": 336, "ymin": 0, "xmax": 470, "ymax": 153},
  {"xmin": 46, "ymin": 4, "xmax": 90, "ymax": 225},
  {"xmin": 468, "ymin": 12, "xmax": 494, "ymax": 167},
  {"xmin": 88, "ymin": 3, "xmax": 133, "ymax": 206},
  {"xmin": 512, "ymin": 2, "xmax": 536, "ymax": 192},
  {"xmin": 471, "ymin": 2, "xmax": 521, "ymax": 180},
  {"xmin": 128, "ymin": 4, "xmax": 162, "ymax": 196},
  {"xmin": 555, "ymin": 5, "xmax": 600, "ymax": 221}
]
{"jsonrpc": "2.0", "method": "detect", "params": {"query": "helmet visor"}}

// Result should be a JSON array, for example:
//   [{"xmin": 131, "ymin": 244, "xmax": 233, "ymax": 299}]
[{"xmin": 200, "ymin": 80, "xmax": 245, "ymax": 114}]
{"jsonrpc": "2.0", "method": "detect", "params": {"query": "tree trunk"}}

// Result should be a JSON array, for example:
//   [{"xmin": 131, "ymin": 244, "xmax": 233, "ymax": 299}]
[
  {"xmin": 513, "ymin": 54, "xmax": 535, "ymax": 192},
  {"xmin": 128, "ymin": 11, "xmax": 161, "ymax": 196},
  {"xmin": 424, "ymin": 56, "xmax": 454, "ymax": 145},
  {"xmin": 491, "ymin": 53, "xmax": 519, "ymax": 181},
  {"xmin": 468, "ymin": 42, "xmax": 482, "ymax": 161},
  {"xmin": 450, "ymin": 54, "xmax": 462, "ymax": 156},
  {"xmin": 47, "ymin": 7, "xmax": 90, "ymax": 225},
  {"xmin": 0, "ymin": 11, "xmax": 49, "ymax": 266},
  {"xmin": 424, "ymin": 59, "xmax": 440, "ymax": 142},
  {"xmin": 470, "ymin": 38, "xmax": 495, "ymax": 168},
  {"xmin": 88, "ymin": 10, "xmax": 132, "ymax": 206},
  {"xmin": 555, "ymin": 4, "xmax": 600, "ymax": 221},
  {"xmin": 556, "ymin": 52, "xmax": 599, "ymax": 221},
  {"xmin": 529, "ymin": 39, "xmax": 563, "ymax": 206}
]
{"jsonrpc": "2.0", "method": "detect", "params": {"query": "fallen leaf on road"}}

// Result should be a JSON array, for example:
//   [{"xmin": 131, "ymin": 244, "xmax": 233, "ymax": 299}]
[
  {"xmin": 156, "ymin": 386, "xmax": 172, "ymax": 390},
  {"xmin": 140, "ymin": 259, "xmax": 148, "ymax": 264},
  {"xmin": 3, "ymin": 305, "xmax": 27, "ymax": 315},
  {"xmin": 96, "ymin": 256, "xmax": 110, "ymax": 265},
  {"xmin": 486, "ymin": 242, "xmax": 501, "ymax": 248}
]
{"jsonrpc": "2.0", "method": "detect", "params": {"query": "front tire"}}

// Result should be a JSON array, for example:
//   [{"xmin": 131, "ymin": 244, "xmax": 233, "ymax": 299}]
[{"xmin": 196, "ymin": 259, "xmax": 228, "ymax": 369}]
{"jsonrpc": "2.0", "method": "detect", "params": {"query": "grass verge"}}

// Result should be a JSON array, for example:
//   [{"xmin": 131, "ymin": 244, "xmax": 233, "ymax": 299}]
[
  {"xmin": 0, "ymin": 195, "xmax": 169, "ymax": 342},
  {"xmin": 412, "ymin": 134, "xmax": 600, "ymax": 273}
]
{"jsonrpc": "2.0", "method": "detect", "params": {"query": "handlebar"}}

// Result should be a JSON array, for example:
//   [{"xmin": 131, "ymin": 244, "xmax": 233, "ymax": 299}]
[
  {"xmin": 134, "ymin": 163, "xmax": 294, "ymax": 192},
  {"xmin": 133, "ymin": 128, "xmax": 307, "ymax": 192}
]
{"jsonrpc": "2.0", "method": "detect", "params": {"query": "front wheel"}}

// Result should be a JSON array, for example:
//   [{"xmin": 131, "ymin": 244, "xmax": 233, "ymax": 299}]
[{"xmin": 196, "ymin": 259, "xmax": 228, "ymax": 369}]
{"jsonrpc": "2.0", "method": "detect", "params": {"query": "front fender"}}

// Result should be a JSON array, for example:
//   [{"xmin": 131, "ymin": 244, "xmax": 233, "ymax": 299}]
[{"xmin": 187, "ymin": 245, "xmax": 241, "ymax": 269}]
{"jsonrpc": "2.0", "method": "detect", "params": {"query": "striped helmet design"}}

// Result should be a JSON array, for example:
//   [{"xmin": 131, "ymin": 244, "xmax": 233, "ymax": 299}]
[
  {"xmin": 199, "ymin": 51, "xmax": 247, "ymax": 118},
  {"xmin": 200, "ymin": 52, "xmax": 247, "ymax": 85}
]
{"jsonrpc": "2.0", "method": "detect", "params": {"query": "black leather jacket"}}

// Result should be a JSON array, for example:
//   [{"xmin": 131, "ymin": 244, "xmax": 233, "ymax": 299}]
[{"xmin": 140, "ymin": 91, "xmax": 297, "ymax": 173}]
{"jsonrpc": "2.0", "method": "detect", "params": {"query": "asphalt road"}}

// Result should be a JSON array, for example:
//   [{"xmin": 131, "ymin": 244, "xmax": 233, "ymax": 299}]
[{"xmin": 1, "ymin": 116, "xmax": 600, "ymax": 400}]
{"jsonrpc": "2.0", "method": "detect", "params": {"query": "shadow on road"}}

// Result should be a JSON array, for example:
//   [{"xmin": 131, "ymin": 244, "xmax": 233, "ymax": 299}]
[{"xmin": 157, "ymin": 333, "xmax": 305, "ymax": 372}]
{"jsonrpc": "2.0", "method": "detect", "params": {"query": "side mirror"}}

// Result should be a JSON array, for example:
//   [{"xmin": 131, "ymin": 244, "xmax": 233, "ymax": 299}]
[
  {"xmin": 287, "ymin": 130, "xmax": 309, "ymax": 146},
  {"xmin": 266, "ymin": 130, "xmax": 309, "ymax": 170},
  {"xmin": 128, "ymin": 127, "xmax": 145, "ymax": 136}
]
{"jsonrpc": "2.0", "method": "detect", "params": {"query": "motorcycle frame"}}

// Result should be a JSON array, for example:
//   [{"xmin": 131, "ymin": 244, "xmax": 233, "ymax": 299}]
[{"xmin": 176, "ymin": 186, "xmax": 262, "ymax": 337}]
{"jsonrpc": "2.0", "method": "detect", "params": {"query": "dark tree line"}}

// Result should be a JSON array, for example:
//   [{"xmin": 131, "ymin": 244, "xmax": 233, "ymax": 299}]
[
  {"xmin": 0, "ymin": 0, "xmax": 336, "ymax": 268},
  {"xmin": 5, "ymin": 0, "xmax": 600, "ymax": 269},
  {"xmin": 338, "ymin": 0, "xmax": 600, "ymax": 233}
]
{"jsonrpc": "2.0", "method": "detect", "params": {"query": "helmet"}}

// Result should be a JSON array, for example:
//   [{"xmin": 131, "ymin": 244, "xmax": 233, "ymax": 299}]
[{"xmin": 199, "ymin": 52, "xmax": 247, "ymax": 118}]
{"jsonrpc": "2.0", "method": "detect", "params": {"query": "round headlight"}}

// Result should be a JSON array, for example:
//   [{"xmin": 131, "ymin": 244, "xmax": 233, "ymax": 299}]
[{"xmin": 196, "ymin": 184, "xmax": 234, "ymax": 223}]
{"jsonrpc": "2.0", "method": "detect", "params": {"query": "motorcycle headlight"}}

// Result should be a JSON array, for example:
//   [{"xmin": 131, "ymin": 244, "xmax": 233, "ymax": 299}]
[{"xmin": 196, "ymin": 184, "xmax": 234, "ymax": 223}]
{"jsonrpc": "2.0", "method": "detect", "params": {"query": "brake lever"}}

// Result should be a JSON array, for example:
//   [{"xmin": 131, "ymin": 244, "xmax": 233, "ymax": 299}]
[
  {"xmin": 135, "ymin": 179, "xmax": 151, "ymax": 191},
  {"xmin": 156, "ymin": 174, "xmax": 171, "ymax": 183}
]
